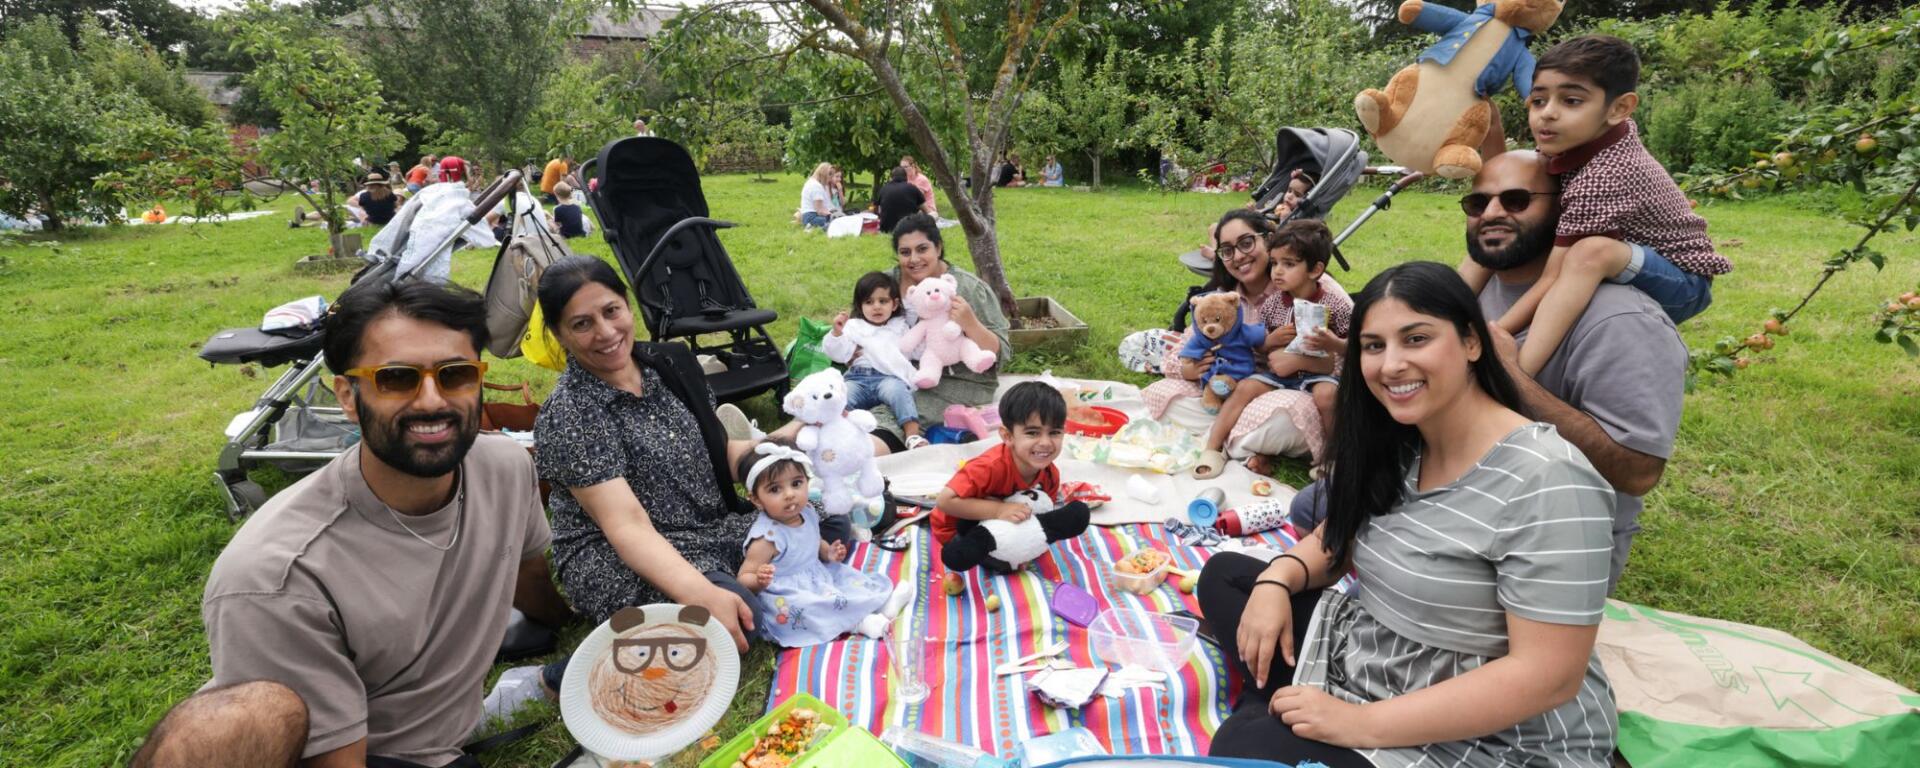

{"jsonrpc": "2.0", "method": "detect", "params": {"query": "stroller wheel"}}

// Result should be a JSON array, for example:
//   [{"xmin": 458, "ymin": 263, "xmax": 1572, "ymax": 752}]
[{"xmin": 214, "ymin": 473, "xmax": 268, "ymax": 521}]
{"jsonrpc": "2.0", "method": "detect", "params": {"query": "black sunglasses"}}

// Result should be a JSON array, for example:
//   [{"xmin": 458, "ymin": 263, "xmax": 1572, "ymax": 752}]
[{"xmin": 1459, "ymin": 190, "xmax": 1556, "ymax": 217}]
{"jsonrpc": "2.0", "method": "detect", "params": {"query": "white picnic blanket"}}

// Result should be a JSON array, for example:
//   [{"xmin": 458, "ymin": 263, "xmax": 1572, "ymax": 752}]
[{"xmin": 874, "ymin": 375, "xmax": 1295, "ymax": 526}]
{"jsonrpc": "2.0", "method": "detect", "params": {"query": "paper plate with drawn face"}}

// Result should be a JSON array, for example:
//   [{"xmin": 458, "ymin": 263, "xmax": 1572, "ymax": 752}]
[{"xmin": 559, "ymin": 603, "xmax": 740, "ymax": 762}]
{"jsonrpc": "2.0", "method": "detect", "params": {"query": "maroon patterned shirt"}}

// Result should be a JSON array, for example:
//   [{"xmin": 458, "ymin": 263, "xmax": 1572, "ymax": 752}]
[{"xmin": 1547, "ymin": 120, "xmax": 1731, "ymax": 277}]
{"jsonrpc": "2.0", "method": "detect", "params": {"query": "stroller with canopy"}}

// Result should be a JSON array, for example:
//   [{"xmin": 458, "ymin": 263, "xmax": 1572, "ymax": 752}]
[
  {"xmin": 1169, "ymin": 127, "xmax": 1425, "ymax": 331},
  {"xmin": 196, "ymin": 172, "xmax": 521, "ymax": 520},
  {"xmin": 579, "ymin": 137, "xmax": 788, "ymax": 404}
]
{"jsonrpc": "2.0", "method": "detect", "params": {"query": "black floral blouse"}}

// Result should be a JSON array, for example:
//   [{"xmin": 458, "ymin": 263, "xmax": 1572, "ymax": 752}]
[{"xmin": 534, "ymin": 358, "xmax": 753, "ymax": 624}]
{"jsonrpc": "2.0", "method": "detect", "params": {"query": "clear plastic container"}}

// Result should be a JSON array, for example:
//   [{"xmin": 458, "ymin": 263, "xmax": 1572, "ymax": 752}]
[
  {"xmin": 1088, "ymin": 607, "xmax": 1199, "ymax": 673},
  {"xmin": 1107, "ymin": 554, "xmax": 1171, "ymax": 595},
  {"xmin": 878, "ymin": 727, "xmax": 1015, "ymax": 768}
]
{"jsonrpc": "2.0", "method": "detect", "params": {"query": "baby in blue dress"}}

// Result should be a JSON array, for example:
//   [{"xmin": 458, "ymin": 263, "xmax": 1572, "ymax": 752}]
[{"xmin": 736, "ymin": 442, "xmax": 913, "ymax": 646}]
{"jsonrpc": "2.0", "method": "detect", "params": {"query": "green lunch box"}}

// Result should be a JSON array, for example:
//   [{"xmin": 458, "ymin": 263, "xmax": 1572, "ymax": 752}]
[{"xmin": 697, "ymin": 693, "xmax": 904, "ymax": 768}]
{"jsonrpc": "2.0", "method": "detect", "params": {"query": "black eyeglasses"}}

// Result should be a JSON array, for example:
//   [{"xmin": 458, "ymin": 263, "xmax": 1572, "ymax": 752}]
[
  {"xmin": 1217, "ymin": 233, "xmax": 1265, "ymax": 260},
  {"xmin": 1460, "ymin": 190, "xmax": 1556, "ymax": 217},
  {"xmin": 612, "ymin": 636, "xmax": 708, "ymax": 674}
]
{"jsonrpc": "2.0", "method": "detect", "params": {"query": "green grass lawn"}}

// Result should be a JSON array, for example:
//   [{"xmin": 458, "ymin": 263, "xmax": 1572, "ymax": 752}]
[{"xmin": 2, "ymin": 174, "xmax": 1916, "ymax": 766}]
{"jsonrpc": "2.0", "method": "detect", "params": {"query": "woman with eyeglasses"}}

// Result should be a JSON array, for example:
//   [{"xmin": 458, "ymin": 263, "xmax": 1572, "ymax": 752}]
[
  {"xmin": 1201, "ymin": 262, "xmax": 1617, "ymax": 767},
  {"xmin": 1144, "ymin": 209, "xmax": 1305, "ymax": 474}
]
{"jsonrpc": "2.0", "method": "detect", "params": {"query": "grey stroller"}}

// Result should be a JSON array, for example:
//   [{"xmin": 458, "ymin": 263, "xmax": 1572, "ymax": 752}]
[
  {"xmin": 1170, "ymin": 127, "xmax": 1425, "ymax": 331},
  {"xmin": 196, "ymin": 172, "xmax": 521, "ymax": 520}
]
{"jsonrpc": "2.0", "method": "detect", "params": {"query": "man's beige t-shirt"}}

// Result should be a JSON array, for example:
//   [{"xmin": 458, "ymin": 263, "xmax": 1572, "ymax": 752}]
[{"xmin": 203, "ymin": 433, "xmax": 552, "ymax": 766}]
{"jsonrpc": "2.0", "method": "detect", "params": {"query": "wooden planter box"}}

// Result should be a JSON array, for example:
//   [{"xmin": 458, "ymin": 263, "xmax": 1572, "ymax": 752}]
[{"xmin": 1010, "ymin": 296, "xmax": 1088, "ymax": 355}]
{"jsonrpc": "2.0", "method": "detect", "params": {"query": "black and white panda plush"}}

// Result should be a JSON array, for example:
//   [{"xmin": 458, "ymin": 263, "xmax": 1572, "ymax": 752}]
[{"xmin": 940, "ymin": 489, "xmax": 1091, "ymax": 573}]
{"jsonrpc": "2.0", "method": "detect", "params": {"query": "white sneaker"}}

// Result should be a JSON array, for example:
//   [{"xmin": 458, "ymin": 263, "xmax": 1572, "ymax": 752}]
[
  {"xmin": 904, "ymin": 434, "xmax": 930, "ymax": 450},
  {"xmin": 716, "ymin": 403, "xmax": 755, "ymax": 441},
  {"xmin": 480, "ymin": 665, "xmax": 548, "ymax": 724}
]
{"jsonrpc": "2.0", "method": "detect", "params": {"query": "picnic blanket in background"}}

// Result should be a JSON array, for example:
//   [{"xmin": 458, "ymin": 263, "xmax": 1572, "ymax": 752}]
[{"xmin": 770, "ymin": 522, "xmax": 1302, "ymax": 758}]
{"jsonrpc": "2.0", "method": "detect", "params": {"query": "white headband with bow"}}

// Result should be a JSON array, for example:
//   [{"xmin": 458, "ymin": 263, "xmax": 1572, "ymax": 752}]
[{"xmin": 744, "ymin": 442, "xmax": 812, "ymax": 492}]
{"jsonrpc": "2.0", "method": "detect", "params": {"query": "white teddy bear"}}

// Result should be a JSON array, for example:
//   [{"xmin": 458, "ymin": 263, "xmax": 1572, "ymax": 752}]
[{"xmin": 783, "ymin": 368, "xmax": 885, "ymax": 520}]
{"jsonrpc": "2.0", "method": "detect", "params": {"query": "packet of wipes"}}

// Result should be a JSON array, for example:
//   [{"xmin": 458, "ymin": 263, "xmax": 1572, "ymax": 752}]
[{"xmin": 1284, "ymin": 299, "xmax": 1328, "ymax": 358}]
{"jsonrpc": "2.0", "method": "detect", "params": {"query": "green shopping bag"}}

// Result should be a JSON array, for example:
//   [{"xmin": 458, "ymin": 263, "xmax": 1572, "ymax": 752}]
[
  {"xmin": 783, "ymin": 317, "xmax": 833, "ymax": 381},
  {"xmin": 1597, "ymin": 600, "xmax": 1920, "ymax": 767}
]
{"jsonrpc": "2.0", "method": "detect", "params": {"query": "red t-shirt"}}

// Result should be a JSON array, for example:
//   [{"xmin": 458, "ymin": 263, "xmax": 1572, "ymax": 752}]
[{"xmin": 935, "ymin": 443, "xmax": 1060, "ymax": 544}]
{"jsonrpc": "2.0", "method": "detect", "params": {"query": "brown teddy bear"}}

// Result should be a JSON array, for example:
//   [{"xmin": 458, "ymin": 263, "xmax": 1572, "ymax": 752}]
[
  {"xmin": 1178, "ymin": 292, "xmax": 1266, "ymax": 413},
  {"xmin": 1355, "ymin": 0, "xmax": 1564, "ymax": 179}
]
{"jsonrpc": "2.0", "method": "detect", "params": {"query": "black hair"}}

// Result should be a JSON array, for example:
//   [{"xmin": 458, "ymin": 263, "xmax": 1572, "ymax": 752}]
[
  {"xmin": 852, "ymin": 271, "xmax": 903, "ymax": 320},
  {"xmin": 1535, "ymin": 35, "xmax": 1639, "ymax": 102},
  {"xmin": 997, "ymin": 381, "xmax": 1068, "ymax": 430},
  {"xmin": 1206, "ymin": 208, "xmax": 1280, "ymax": 292},
  {"xmin": 323, "ymin": 279, "xmax": 488, "ymax": 375},
  {"xmin": 735, "ymin": 436, "xmax": 808, "ymax": 497},
  {"xmin": 1268, "ymin": 219, "xmax": 1333, "ymax": 271},
  {"xmin": 890, "ymin": 212, "xmax": 944, "ymax": 253},
  {"xmin": 889, "ymin": 167, "xmax": 908, "ymax": 184},
  {"xmin": 1320, "ymin": 261, "xmax": 1521, "ymax": 571},
  {"xmin": 538, "ymin": 256, "xmax": 628, "ymax": 331}
]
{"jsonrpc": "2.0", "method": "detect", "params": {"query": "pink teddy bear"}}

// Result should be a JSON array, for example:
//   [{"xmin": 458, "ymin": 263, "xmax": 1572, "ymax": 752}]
[{"xmin": 898, "ymin": 273, "xmax": 997, "ymax": 389}]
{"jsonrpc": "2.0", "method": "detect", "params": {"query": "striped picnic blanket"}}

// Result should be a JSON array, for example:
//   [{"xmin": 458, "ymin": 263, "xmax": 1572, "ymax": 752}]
[{"xmin": 769, "ymin": 522, "xmax": 1302, "ymax": 757}]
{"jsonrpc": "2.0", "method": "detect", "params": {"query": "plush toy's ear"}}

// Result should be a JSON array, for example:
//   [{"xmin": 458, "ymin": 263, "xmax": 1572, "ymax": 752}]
[
  {"xmin": 940, "ymin": 273, "xmax": 958, "ymax": 290},
  {"xmin": 783, "ymin": 387, "xmax": 804, "ymax": 416},
  {"xmin": 1189, "ymin": 294, "xmax": 1204, "ymax": 307}
]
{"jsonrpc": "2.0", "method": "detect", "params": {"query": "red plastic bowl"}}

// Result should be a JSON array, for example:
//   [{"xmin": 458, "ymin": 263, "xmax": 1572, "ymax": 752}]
[{"xmin": 1066, "ymin": 406, "xmax": 1129, "ymax": 437}]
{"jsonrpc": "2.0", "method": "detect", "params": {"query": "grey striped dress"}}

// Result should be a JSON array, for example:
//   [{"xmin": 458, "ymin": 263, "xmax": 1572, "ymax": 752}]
[{"xmin": 1293, "ymin": 423, "xmax": 1619, "ymax": 767}]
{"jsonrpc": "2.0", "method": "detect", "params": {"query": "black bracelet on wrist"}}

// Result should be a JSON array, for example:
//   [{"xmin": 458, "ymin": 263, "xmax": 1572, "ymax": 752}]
[
  {"xmin": 1252, "ymin": 578, "xmax": 1293, "ymax": 596},
  {"xmin": 1276, "ymin": 553, "xmax": 1312, "ymax": 587}
]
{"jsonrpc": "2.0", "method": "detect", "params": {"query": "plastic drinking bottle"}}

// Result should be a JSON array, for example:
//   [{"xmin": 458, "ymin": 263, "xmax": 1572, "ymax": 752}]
[{"xmin": 1217, "ymin": 498, "xmax": 1291, "ymax": 536}]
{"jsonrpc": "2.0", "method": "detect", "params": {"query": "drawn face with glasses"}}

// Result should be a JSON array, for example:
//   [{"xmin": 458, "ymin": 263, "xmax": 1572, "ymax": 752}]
[{"xmin": 592, "ymin": 606, "xmax": 720, "ymax": 730}]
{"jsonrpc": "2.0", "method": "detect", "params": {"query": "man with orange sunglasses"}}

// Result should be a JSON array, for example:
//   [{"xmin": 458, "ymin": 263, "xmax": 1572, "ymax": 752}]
[{"xmin": 134, "ymin": 281, "xmax": 571, "ymax": 768}]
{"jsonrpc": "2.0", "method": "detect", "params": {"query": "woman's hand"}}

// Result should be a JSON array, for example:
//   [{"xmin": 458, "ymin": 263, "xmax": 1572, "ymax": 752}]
[
  {"xmin": 1237, "ymin": 575, "xmax": 1295, "ymax": 689},
  {"xmin": 1271, "ymin": 686, "xmax": 1376, "ymax": 748},
  {"xmin": 950, "ymin": 294, "xmax": 981, "ymax": 331},
  {"xmin": 832, "ymin": 311, "xmax": 849, "ymax": 336},
  {"xmin": 689, "ymin": 583, "xmax": 756, "ymax": 653},
  {"xmin": 1180, "ymin": 353, "xmax": 1216, "ymax": 382}
]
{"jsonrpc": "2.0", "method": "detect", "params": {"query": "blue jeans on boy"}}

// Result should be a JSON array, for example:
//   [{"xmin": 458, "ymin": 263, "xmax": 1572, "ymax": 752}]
[
  {"xmin": 801, "ymin": 211, "xmax": 832, "ymax": 229},
  {"xmin": 845, "ymin": 367, "xmax": 919, "ymax": 426},
  {"xmin": 1615, "ymin": 242, "xmax": 1713, "ymax": 324}
]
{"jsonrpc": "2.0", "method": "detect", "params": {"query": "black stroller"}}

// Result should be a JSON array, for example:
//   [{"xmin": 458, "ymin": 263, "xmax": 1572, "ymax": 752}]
[
  {"xmin": 197, "ymin": 172, "xmax": 521, "ymax": 519},
  {"xmin": 580, "ymin": 137, "xmax": 788, "ymax": 404},
  {"xmin": 1170, "ymin": 127, "xmax": 1425, "ymax": 331}
]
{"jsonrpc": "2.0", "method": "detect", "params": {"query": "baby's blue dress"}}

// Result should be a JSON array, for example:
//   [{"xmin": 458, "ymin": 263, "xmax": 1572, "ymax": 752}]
[{"xmin": 746, "ymin": 505, "xmax": 895, "ymax": 647}]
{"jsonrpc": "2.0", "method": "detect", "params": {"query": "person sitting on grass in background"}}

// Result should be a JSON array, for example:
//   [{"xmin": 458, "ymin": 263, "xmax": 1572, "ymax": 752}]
[
  {"xmin": 1196, "ymin": 220, "xmax": 1351, "ymax": 478},
  {"xmin": 133, "ymin": 279, "xmax": 572, "ymax": 768},
  {"xmin": 407, "ymin": 155, "xmax": 434, "ymax": 193},
  {"xmin": 1458, "ymin": 35, "xmax": 1731, "ymax": 376},
  {"xmin": 903, "ymin": 155, "xmax": 938, "ymax": 215},
  {"xmin": 734, "ymin": 440, "xmax": 913, "ymax": 646},
  {"xmin": 1042, "ymin": 155, "xmax": 1064, "ymax": 187},
  {"xmin": 933, "ymin": 382, "xmax": 1092, "ymax": 573},
  {"xmin": 876, "ymin": 167, "xmax": 925, "ymax": 234},
  {"xmin": 824, "ymin": 271, "xmax": 931, "ymax": 449},
  {"xmin": 346, "ymin": 172, "xmax": 403, "ymax": 227},
  {"xmin": 548, "ymin": 182, "xmax": 591, "ymax": 239},
  {"xmin": 797, "ymin": 163, "xmax": 837, "ymax": 230},
  {"xmin": 540, "ymin": 155, "xmax": 576, "ymax": 205}
]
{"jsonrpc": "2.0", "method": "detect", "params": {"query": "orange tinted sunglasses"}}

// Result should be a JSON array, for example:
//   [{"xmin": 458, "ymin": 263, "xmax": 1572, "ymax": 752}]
[{"xmin": 343, "ymin": 360, "xmax": 488, "ymax": 397}]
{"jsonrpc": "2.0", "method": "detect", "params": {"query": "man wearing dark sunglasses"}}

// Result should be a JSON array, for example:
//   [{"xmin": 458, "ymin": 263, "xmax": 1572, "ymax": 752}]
[
  {"xmin": 1289, "ymin": 151, "xmax": 1686, "ymax": 595},
  {"xmin": 138, "ymin": 280, "xmax": 572, "ymax": 768}
]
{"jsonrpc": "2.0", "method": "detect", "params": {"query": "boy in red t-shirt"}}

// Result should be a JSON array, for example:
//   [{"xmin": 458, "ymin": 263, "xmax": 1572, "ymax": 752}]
[{"xmin": 934, "ymin": 382, "xmax": 1092, "ymax": 573}]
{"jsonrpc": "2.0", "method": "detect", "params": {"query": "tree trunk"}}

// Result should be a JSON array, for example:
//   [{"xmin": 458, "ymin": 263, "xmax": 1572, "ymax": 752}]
[
  {"xmin": 1089, "ymin": 152, "xmax": 1102, "ymax": 191},
  {"xmin": 37, "ymin": 190, "xmax": 63, "ymax": 232}
]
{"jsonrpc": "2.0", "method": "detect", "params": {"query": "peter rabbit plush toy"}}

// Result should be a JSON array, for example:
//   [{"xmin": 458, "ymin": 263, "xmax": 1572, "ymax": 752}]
[{"xmin": 1354, "ymin": 0, "xmax": 1565, "ymax": 179}]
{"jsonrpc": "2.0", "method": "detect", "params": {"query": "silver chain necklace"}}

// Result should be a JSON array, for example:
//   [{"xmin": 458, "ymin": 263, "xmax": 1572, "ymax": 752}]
[{"xmin": 384, "ymin": 472, "xmax": 464, "ymax": 552}]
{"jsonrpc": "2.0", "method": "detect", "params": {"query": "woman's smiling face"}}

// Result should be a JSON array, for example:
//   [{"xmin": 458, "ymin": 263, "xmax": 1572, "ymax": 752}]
[
  {"xmin": 558, "ymin": 281, "xmax": 635, "ymax": 377},
  {"xmin": 895, "ymin": 230, "xmax": 944, "ymax": 286},
  {"xmin": 1214, "ymin": 218, "xmax": 1272, "ymax": 288},
  {"xmin": 1357, "ymin": 297, "xmax": 1482, "ymax": 427}
]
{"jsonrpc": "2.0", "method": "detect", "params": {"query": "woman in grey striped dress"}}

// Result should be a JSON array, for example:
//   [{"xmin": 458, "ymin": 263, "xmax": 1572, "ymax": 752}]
[{"xmin": 1200, "ymin": 261, "xmax": 1618, "ymax": 767}]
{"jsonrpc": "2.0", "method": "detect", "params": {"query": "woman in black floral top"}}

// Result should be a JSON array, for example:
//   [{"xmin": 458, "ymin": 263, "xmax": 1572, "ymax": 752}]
[{"xmin": 532, "ymin": 257, "xmax": 823, "ymax": 653}]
